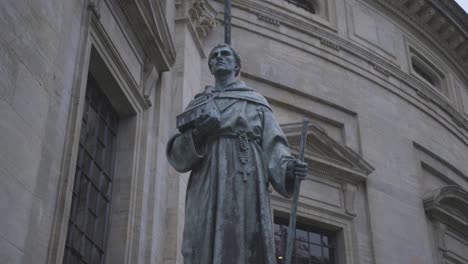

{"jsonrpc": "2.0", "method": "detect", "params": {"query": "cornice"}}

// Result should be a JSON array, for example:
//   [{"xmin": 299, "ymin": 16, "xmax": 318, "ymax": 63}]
[
  {"xmin": 237, "ymin": 1, "xmax": 468, "ymax": 135},
  {"xmin": 369, "ymin": 0, "xmax": 468, "ymax": 72},
  {"xmin": 231, "ymin": 0, "xmax": 403, "ymax": 70},
  {"xmin": 257, "ymin": 13, "xmax": 281, "ymax": 26},
  {"xmin": 89, "ymin": 7, "xmax": 151, "ymax": 110},
  {"xmin": 216, "ymin": 0, "xmax": 468, "ymax": 140},
  {"xmin": 320, "ymin": 38, "xmax": 341, "ymax": 51},
  {"xmin": 283, "ymin": 122, "xmax": 374, "ymax": 184},
  {"xmin": 283, "ymin": 122, "xmax": 372, "ymax": 218},
  {"xmin": 424, "ymin": 185, "xmax": 468, "ymax": 236},
  {"xmin": 115, "ymin": 0, "xmax": 177, "ymax": 72},
  {"xmin": 433, "ymin": 0, "xmax": 468, "ymax": 35}
]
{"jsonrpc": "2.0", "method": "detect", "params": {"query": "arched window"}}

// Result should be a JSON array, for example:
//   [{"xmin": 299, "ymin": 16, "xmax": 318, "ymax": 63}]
[{"xmin": 285, "ymin": 0, "xmax": 318, "ymax": 14}]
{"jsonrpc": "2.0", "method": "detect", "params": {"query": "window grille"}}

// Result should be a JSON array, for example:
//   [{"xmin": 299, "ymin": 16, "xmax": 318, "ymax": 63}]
[
  {"xmin": 63, "ymin": 75, "xmax": 119, "ymax": 264},
  {"xmin": 274, "ymin": 217, "xmax": 336, "ymax": 264},
  {"xmin": 285, "ymin": 0, "xmax": 316, "ymax": 14}
]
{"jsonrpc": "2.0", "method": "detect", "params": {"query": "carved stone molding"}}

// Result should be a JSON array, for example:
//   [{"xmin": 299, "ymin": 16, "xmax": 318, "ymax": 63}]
[
  {"xmin": 142, "ymin": 58, "xmax": 160, "ymax": 106},
  {"xmin": 88, "ymin": 0, "xmax": 102, "ymax": 19},
  {"xmin": 226, "ymin": 0, "xmax": 468, "ymax": 141},
  {"xmin": 372, "ymin": 63, "xmax": 390, "ymax": 77},
  {"xmin": 257, "ymin": 13, "xmax": 281, "ymax": 26},
  {"xmin": 283, "ymin": 122, "xmax": 373, "ymax": 220},
  {"xmin": 424, "ymin": 185, "xmax": 468, "ymax": 236},
  {"xmin": 115, "ymin": 0, "xmax": 176, "ymax": 72},
  {"xmin": 188, "ymin": 0, "xmax": 217, "ymax": 40},
  {"xmin": 283, "ymin": 122, "xmax": 374, "ymax": 184},
  {"xmin": 320, "ymin": 38, "xmax": 341, "ymax": 51},
  {"xmin": 434, "ymin": 221, "xmax": 447, "ymax": 252},
  {"xmin": 416, "ymin": 89, "xmax": 432, "ymax": 101},
  {"xmin": 371, "ymin": 0, "xmax": 468, "ymax": 67},
  {"xmin": 425, "ymin": 185, "xmax": 468, "ymax": 263},
  {"xmin": 420, "ymin": 7, "xmax": 436, "ymax": 23},
  {"xmin": 343, "ymin": 183, "xmax": 357, "ymax": 216},
  {"xmin": 407, "ymin": 0, "xmax": 425, "ymax": 14}
]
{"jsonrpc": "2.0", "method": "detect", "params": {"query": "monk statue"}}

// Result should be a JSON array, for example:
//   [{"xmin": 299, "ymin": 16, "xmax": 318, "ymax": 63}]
[{"xmin": 166, "ymin": 44, "xmax": 308, "ymax": 264}]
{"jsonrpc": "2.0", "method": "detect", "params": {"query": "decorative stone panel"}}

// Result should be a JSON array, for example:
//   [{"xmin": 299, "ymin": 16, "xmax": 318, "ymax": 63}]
[{"xmin": 188, "ymin": 0, "xmax": 217, "ymax": 40}]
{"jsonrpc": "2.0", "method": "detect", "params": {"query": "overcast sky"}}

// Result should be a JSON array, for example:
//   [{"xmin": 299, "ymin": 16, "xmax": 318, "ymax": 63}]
[{"xmin": 455, "ymin": 0, "xmax": 468, "ymax": 13}]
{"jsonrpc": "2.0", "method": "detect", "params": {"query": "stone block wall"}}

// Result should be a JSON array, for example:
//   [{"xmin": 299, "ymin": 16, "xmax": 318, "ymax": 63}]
[
  {"xmin": 1, "ymin": 0, "xmax": 467, "ymax": 264},
  {"xmin": 0, "ymin": 0, "xmax": 89, "ymax": 263}
]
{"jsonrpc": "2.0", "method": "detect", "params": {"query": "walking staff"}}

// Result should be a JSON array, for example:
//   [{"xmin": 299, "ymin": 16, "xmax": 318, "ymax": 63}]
[{"xmin": 285, "ymin": 118, "xmax": 310, "ymax": 264}]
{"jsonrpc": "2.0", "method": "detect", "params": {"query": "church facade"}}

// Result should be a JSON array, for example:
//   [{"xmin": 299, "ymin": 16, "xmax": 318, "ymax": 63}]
[{"xmin": 1, "ymin": 0, "xmax": 468, "ymax": 264}]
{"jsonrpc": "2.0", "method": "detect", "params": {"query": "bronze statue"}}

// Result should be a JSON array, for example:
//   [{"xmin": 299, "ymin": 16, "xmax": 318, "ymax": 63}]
[{"xmin": 166, "ymin": 44, "xmax": 307, "ymax": 264}]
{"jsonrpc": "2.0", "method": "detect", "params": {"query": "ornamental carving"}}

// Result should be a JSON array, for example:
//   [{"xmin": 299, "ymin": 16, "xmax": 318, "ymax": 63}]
[
  {"xmin": 424, "ymin": 185, "xmax": 468, "ymax": 236},
  {"xmin": 320, "ymin": 38, "xmax": 341, "ymax": 51},
  {"xmin": 188, "ymin": 0, "xmax": 217, "ymax": 40},
  {"xmin": 257, "ymin": 13, "xmax": 281, "ymax": 26},
  {"xmin": 373, "ymin": 64, "xmax": 390, "ymax": 77}
]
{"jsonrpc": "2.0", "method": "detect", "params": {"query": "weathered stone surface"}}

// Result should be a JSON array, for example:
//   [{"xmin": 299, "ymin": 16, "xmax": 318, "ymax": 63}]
[{"xmin": 1, "ymin": 0, "xmax": 468, "ymax": 264}]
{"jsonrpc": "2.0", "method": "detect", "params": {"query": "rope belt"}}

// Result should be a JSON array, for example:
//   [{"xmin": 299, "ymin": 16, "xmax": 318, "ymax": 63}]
[{"xmin": 218, "ymin": 131, "xmax": 260, "ymax": 182}]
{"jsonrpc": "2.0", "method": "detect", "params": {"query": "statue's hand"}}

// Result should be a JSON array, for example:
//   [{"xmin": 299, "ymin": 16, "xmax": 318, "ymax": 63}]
[
  {"xmin": 192, "ymin": 109, "xmax": 221, "ymax": 145},
  {"xmin": 287, "ymin": 160, "xmax": 308, "ymax": 181}
]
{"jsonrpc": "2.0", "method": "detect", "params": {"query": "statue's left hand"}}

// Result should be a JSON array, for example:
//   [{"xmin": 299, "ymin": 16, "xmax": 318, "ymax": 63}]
[
  {"xmin": 287, "ymin": 160, "xmax": 308, "ymax": 180},
  {"xmin": 192, "ymin": 108, "xmax": 221, "ymax": 146}
]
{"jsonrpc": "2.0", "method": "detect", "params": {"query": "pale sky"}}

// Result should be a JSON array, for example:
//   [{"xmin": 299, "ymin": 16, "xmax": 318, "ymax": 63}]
[{"xmin": 455, "ymin": 0, "xmax": 468, "ymax": 14}]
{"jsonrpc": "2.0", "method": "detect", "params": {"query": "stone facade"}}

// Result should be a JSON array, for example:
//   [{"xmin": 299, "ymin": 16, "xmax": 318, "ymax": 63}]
[{"xmin": 0, "ymin": 0, "xmax": 467, "ymax": 264}]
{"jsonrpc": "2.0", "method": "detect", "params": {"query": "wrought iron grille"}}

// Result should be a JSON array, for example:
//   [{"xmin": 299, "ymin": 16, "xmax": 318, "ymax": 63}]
[
  {"xmin": 285, "ymin": 0, "xmax": 316, "ymax": 14},
  {"xmin": 63, "ymin": 75, "xmax": 119, "ymax": 264},
  {"xmin": 274, "ymin": 217, "xmax": 336, "ymax": 264}
]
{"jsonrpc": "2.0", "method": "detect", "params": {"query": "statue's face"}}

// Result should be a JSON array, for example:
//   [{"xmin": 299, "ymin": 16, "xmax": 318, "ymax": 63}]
[{"xmin": 209, "ymin": 46, "xmax": 238, "ymax": 76}]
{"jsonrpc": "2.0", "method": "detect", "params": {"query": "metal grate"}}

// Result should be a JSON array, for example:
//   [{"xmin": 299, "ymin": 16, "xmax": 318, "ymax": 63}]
[
  {"xmin": 274, "ymin": 217, "xmax": 336, "ymax": 264},
  {"xmin": 285, "ymin": 0, "xmax": 316, "ymax": 14},
  {"xmin": 63, "ymin": 75, "xmax": 119, "ymax": 264}
]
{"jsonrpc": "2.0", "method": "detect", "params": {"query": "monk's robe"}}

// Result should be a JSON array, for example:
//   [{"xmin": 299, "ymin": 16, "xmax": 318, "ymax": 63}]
[{"xmin": 167, "ymin": 81, "xmax": 295, "ymax": 264}]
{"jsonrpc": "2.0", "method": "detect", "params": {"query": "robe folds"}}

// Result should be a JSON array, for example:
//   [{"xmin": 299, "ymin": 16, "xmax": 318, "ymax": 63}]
[{"xmin": 167, "ymin": 81, "xmax": 295, "ymax": 264}]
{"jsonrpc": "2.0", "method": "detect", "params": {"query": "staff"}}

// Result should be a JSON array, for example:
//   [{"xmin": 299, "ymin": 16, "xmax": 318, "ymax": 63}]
[
  {"xmin": 224, "ymin": 0, "xmax": 232, "ymax": 45},
  {"xmin": 285, "ymin": 118, "xmax": 310, "ymax": 264}
]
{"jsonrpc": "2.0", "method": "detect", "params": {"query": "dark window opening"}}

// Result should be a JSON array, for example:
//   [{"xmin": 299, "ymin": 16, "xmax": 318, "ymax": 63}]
[
  {"xmin": 63, "ymin": 75, "xmax": 119, "ymax": 264},
  {"xmin": 409, "ymin": 50, "xmax": 446, "ymax": 93},
  {"xmin": 274, "ymin": 217, "xmax": 336, "ymax": 264},
  {"xmin": 412, "ymin": 61, "xmax": 436, "ymax": 87},
  {"xmin": 285, "ymin": 0, "xmax": 317, "ymax": 14}
]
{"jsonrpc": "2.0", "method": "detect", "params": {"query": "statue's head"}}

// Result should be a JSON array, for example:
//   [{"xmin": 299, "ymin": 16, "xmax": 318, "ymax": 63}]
[{"xmin": 208, "ymin": 44, "xmax": 241, "ymax": 77}]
